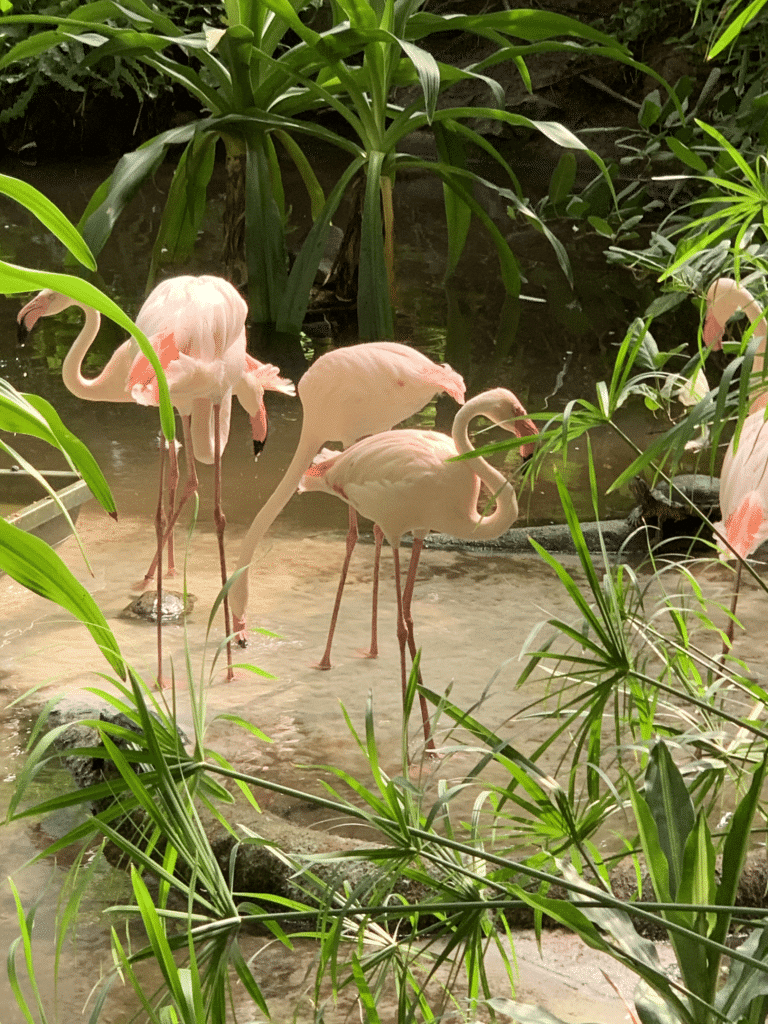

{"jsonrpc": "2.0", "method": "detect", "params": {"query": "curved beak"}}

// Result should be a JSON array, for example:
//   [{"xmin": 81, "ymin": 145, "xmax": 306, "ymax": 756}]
[
  {"xmin": 515, "ymin": 415, "xmax": 538, "ymax": 461},
  {"xmin": 16, "ymin": 293, "xmax": 47, "ymax": 341},
  {"xmin": 251, "ymin": 404, "xmax": 268, "ymax": 461}
]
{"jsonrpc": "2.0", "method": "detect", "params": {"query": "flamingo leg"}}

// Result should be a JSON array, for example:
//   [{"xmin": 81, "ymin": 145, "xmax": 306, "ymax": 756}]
[
  {"xmin": 392, "ymin": 543, "xmax": 435, "ymax": 754},
  {"xmin": 392, "ymin": 544, "xmax": 409, "ymax": 707},
  {"xmin": 155, "ymin": 442, "xmax": 170, "ymax": 689},
  {"xmin": 213, "ymin": 404, "xmax": 234, "ymax": 682},
  {"xmin": 401, "ymin": 538, "xmax": 434, "ymax": 752},
  {"xmin": 364, "ymin": 524, "xmax": 384, "ymax": 659},
  {"xmin": 140, "ymin": 416, "xmax": 199, "ymax": 588},
  {"xmin": 165, "ymin": 438, "xmax": 179, "ymax": 577},
  {"xmin": 316, "ymin": 506, "xmax": 359, "ymax": 670},
  {"xmin": 723, "ymin": 560, "xmax": 744, "ymax": 655}
]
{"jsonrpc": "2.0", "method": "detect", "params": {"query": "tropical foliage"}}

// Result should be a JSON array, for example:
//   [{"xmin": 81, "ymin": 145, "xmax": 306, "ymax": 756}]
[
  {"xmin": 3, "ymin": 237, "xmax": 768, "ymax": 1020},
  {"xmin": 3, "ymin": 4, "xmax": 768, "ymax": 1023},
  {"xmin": 0, "ymin": 0, "xmax": 674, "ymax": 351}
]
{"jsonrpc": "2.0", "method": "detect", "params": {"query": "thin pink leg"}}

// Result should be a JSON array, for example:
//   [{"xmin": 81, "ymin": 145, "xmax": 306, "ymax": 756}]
[
  {"xmin": 392, "ymin": 545, "xmax": 409, "ymax": 708},
  {"xmin": 140, "ymin": 417, "xmax": 199, "ymax": 589},
  {"xmin": 392, "ymin": 544, "xmax": 435, "ymax": 755},
  {"xmin": 165, "ymin": 439, "xmax": 179, "ymax": 576},
  {"xmin": 213, "ymin": 404, "xmax": 234, "ymax": 682},
  {"xmin": 401, "ymin": 538, "xmax": 434, "ymax": 752},
  {"xmin": 364, "ymin": 524, "xmax": 384, "ymax": 659},
  {"xmin": 316, "ymin": 505, "xmax": 359, "ymax": 670},
  {"xmin": 722, "ymin": 560, "xmax": 744, "ymax": 655},
  {"xmin": 155, "ymin": 443, "xmax": 171, "ymax": 690}
]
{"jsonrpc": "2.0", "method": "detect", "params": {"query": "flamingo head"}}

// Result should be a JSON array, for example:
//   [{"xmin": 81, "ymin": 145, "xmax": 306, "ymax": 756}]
[
  {"xmin": 484, "ymin": 388, "xmax": 539, "ymax": 460},
  {"xmin": 703, "ymin": 276, "xmax": 761, "ymax": 351},
  {"xmin": 17, "ymin": 290, "xmax": 77, "ymax": 338}
]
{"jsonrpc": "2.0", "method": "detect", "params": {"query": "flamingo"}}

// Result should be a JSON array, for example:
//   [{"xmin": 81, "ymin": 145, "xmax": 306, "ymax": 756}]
[
  {"xmin": 703, "ymin": 277, "xmax": 768, "ymax": 413},
  {"xmin": 128, "ymin": 280, "xmax": 294, "ymax": 587},
  {"xmin": 228, "ymin": 341, "xmax": 466, "ymax": 662},
  {"xmin": 17, "ymin": 276, "xmax": 294, "ymax": 683},
  {"xmin": 298, "ymin": 388, "xmax": 537, "ymax": 751},
  {"xmin": 703, "ymin": 278, "xmax": 768, "ymax": 649}
]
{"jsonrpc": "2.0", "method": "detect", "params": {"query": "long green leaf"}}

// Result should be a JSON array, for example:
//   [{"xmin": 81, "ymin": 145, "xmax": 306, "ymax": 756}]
[
  {"xmin": 79, "ymin": 145, "xmax": 168, "ymax": 258},
  {"xmin": 398, "ymin": 38, "xmax": 440, "ymax": 122},
  {"xmin": 358, "ymin": 151, "xmax": 394, "ymax": 339},
  {"xmin": 245, "ymin": 134, "xmax": 289, "ymax": 324},
  {"xmin": 0, "ymin": 174, "xmax": 96, "ymax": 270},
  {"xmin": 0, "ymin": 518, "xmax": 124, "ymax": 677},
  {"xmin": 0, "ymin": 378, "xmax": 60, "ymax": 446},
  {"xmin": 713, "ymin": 754, "xmax": 767, "ymax": 945},
  {"xmin": 433, "ymin": 121, "xmax": 472, "ymax": 281},
  {"xmin": 277, "ymin": 156, "xmax": 364, "ymax": 333},
  {"xmin": 645, "ymin": 740, "xmax": 695, "ymax": 899},
  {"xmin": 708, "ymin": 0, "xmax": 768, "ymax": 58},
  {"xmin": 148, "ymin": 131, "xmax": 217, "ymax": 285},
  {"xmin": 21, "ymin": 393, "xmax": 116, "ymax": 516}
]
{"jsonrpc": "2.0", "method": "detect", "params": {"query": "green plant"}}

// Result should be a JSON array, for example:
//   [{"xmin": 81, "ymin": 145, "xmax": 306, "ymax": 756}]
[
  {"xmin": 0, "ymin": 172, "xmax": 179, "ymax": 674},
  {"xmin": 0, "ymin": 1, "xmax": 175, "ymax": 133},
  {"xmin": 500, "ymin": 740, "xmax": 768, "ymax": 1024},
  {"xmin": 0, "ymin": 1, "xmax": 670, "ymax": 352}
]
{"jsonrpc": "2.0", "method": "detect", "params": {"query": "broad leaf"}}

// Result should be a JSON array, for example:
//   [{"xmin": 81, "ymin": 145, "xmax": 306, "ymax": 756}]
[
  {"xmin": 21, "ymin": 393, "xmax": 116, "ymax": 517},
  {"xmin": 645, "ymin": 741, "xmax": 695, "ymax": 899},
  {"xmin": 0, "ymin": 518, "xmax": 124, "ymax": 677},
  {"xmin": 0, "ymin": 174, "xmax": 96, "ymax": 270}
]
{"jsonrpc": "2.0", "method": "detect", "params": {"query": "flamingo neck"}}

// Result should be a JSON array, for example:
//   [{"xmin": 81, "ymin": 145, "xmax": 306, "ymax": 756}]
[
  {"xmin": 229, "ymin": 425, "xmax": 324, "ymax": 620},
  {"xmin": 60, "ymin": 304, "xmax": 102, "ymax": 398},
  {"xmin": 745, "ymin": 297, "xmax": 768, "ymax": 411},
  {"xmin": 60, "ymin": 303, "xmax": 130, "ymax": 403},
  {"xmin": 451, "ymin": 401, "xmax": 519, "ymax": 539}
]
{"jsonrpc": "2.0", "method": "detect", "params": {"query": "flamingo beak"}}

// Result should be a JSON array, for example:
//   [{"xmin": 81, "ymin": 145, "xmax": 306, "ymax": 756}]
[
  {"xmin": 16, "ymin": 295, "xmax": 46, "ymax": 341},
  {"xmin": 515, "ymin": 416, "xmax": 538, "ymax": 461},
  {"xmin": 251, "ymin": 404, "xmax": 268, "ymax": 460}
]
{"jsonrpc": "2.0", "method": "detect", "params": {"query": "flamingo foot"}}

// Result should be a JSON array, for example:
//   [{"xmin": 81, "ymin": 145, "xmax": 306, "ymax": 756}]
[
  {"xmin": 357, "ymin": 645, "xmax": 378, "ymax": 660},
  {"xmin": 312, "ymin": 657, "xmax": 333, "ymax": 671},
  {"xmin": 407, "ymin": 748, "xmax": 441, "ymax": 774},
  {"xmin": 155, "ymin": 672, "xmax": 188, "ymax": 691},
  {"xmin": 131, "ymin": 574, "xmax": 157, "ymax": 593},
  {"xmin": 233, "ymin": 615, "xmax": 249, "ymax": 648},
  {"xmin": 218, "ymin": 664, "xmax": 241, "ymax": 684}
]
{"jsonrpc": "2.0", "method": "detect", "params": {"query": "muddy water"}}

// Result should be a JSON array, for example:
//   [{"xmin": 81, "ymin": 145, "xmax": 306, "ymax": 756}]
[{"xmin": 1, "ymin": 154, "xmax": 765, "ymax": 1021}]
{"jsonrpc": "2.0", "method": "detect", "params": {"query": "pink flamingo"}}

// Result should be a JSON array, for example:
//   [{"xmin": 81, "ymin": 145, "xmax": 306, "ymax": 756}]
[
  {"xmin": 298, "ymin": 388, "xmax": 537, "ymax": 751},
  {"xmin": 704, "ymin": 277, "xmax": 768, "ymax": 413},
  {"xmin": 17, "ymin": 276, "xmax": 294, "ymax": 683},
  {"xmin": 228, "ymin": 341, "xmax": 466, "ymax": 661},
  {"xmin": 704, "ymin": 278, "xmax": 768, "ymax": 649},
  {"xmin": 127, "ymin": 278, "xmax": 294, "ymax": 587}
]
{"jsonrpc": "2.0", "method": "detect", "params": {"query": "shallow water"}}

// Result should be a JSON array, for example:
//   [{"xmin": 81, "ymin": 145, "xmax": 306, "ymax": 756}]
[
  {"xmin": 1, "ymin": 153, "xmax": 766, "ymax": 1022},
  {"xmin": 0, "ymin": 486, "xmax": 766, "ymax": 1022}
]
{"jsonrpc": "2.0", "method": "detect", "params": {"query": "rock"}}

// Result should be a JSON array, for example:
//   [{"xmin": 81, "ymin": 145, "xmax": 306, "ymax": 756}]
[
  {"xmin": 121, "ymin": 590, "xmax": 195, "ymax": 623},
  {"xmin": 626, "ymin": 473, "xmax": 720, "ymax": 545}
]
